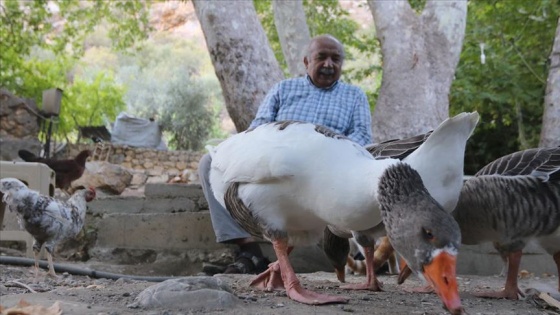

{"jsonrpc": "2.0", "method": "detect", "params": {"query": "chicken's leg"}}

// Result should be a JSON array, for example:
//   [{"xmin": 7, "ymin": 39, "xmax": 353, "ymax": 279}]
[
  {"xmin": 33, "ymin": 249, "xmax": 41, "ymax": 281},
  {"xmin": 341, "ymin": 246, "xmax": 383, "ymax": 291},
  {"xmin": 474, "ymin": 250, "xmax": 524, "ymax": 299},
  {"xmin": 553, "ymin": 251, "xmax": 560, "ymax": 292},
  {"xmin": 45, "ymin": 249, "xmax": 57, "ymax": 278}
]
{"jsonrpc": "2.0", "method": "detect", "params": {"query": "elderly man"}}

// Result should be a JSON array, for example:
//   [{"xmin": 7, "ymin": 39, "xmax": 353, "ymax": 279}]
[{"xmin": 198, "ymin": 34, "xmax": 373, "ymax": 274}]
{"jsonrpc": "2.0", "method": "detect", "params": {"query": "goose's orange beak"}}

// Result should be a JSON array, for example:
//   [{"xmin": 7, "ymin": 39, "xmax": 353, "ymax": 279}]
[{"xmin": 422, "ymin": 251, "xmax": 463, "ymax": 315}]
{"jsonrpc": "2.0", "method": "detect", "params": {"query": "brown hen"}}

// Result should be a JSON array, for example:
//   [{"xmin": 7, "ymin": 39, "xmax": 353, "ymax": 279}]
[{"xmin": 18, "ymin": 149, "xmax": 91, "ymax": 191}]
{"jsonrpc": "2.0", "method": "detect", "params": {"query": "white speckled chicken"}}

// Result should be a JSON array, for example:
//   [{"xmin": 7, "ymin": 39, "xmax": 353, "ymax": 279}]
[
  {"xmin": 0, "ymin": 178, "xmax": 96, "ymax": 278},
  {"xmin": 453, "ymin": 147, "xmax": 560, "ymax": 299}
]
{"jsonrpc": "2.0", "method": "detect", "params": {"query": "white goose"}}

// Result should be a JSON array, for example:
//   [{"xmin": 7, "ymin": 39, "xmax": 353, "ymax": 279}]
[{"xmin": 208, "ymin": 112, "xmax": 478, "ymax": 311}]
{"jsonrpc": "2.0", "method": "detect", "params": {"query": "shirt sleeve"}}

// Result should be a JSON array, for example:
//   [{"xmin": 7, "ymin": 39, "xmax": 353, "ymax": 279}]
[
  {"xmin": 346, "ymin": 90, "xmax": 373, "ymax": 146},
  {"xmin": 249, "ymin": 83, "xmax": 281, "ymax": 129}
]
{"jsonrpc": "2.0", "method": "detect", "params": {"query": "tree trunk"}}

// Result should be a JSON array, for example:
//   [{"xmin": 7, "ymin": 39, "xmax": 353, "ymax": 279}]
[
  {"xmin": 272, "ymin": 0, "xmax": 310, "ymax": 77},
  {"xmin": 193, "ymin": 0, "xmax": 284, "ymax": 132},
  {"xmin": 368, "ymin": 0, "xmax": 467, "ymax": 142},
  {"xmin": 539, "ymin": 17, "xmax": 560, "ymax": 148}
]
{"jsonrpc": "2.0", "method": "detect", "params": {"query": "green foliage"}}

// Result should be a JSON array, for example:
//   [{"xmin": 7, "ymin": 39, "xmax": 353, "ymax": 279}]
[
  {"xmin": 104, "ymin": 33, "xmax": 223, "ymax": 151},
  {"xmin": 159, "ymin": 75, "xmax": 219, "ymax": 151},
  {"xmin": 0, "ymin": 0, "xmax": 150, "ymax": 141},
  {"xmin": 1, "ymin": 1, "xmax": 151, "ymax": 91},
  {"xmin": 408, "ymin": 0, "xmax": 427, "ymax": 13},
  {"xmin": 450, "ymin": 0, "xmax": 559, "ymax": 173},
  {"xmin": 15, "ymin": 54, "xmax": 126, "ymax": 140},
  {"xmin": 13, "ymin": 54, "xmax": 72, "ymax": 106},
  {"xmin": 63, "ymin": 72, "xmax": 126, "ymax": 139}
]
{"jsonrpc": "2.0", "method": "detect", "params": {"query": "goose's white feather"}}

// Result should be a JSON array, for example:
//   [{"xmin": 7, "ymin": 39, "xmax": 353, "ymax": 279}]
[
  {"xmin": 210, "ymin": 113, "xmax": 479, "ymax": 246},
  {"xmin": 404, "ymin": 112, "xmax": 479, "ymax": 212}
]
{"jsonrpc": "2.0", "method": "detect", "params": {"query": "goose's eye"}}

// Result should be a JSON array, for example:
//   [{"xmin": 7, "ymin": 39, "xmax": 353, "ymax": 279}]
[{"xmin": 423, "ymin": 228, "xmax": 434, "ymax": 240}]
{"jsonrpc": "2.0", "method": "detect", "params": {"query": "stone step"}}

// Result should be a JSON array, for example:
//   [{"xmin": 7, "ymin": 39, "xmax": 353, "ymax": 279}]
[
  {"xmin": 144, "ymin": 183, "xmax": 206, "ymax": 200},
  {"xmin": 95, "ymin": 211, "xmax": 223, "ymax": 250},
  {"xmin": 88, "ymin": 183, "xmax": 208, "ymax": 215},
  {"xmin": 88, "ymin": 196, "xmax": 200, "ymax": 214}
]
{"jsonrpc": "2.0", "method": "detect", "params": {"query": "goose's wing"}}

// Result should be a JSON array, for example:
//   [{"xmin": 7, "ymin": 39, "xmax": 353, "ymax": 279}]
[
  {"xmin": 475, "ymin": 147, "xmax": 560, "ymax": 181},
  {"xmin": 223, "ymin": 181, "xmax": 264, "ymax": 239},
  {"xmin": 211, "ymin": 121, "xmax": 371, "ymax": 184},
  {"xmin": 365, "ymin": 130, "xmax": 433, "ymax": 160}
]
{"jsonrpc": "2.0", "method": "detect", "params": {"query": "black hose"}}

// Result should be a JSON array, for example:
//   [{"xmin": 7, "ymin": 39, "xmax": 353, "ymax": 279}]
[{"xmin": 0, "ymin": 256, "xmax": 177, "ymax": 282}]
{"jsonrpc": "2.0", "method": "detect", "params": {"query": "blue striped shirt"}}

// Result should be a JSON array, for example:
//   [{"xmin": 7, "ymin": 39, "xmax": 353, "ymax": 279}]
[{"xmin": 250, "ymin": 76, "xmax": 373, "ymax": 146}]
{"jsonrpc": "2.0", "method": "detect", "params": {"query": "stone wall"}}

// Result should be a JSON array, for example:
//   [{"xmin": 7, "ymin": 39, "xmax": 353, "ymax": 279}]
[
  {"xmin": 0, "ymin": 89, "xmax": 40, "ymax": 140},
  {"xmin": 64, "ymin": 143, "xmax": 204, "ymax": 185},
  {"xmin": 0, "ymin": 89, "xmax": 43, "ymax": 161}
]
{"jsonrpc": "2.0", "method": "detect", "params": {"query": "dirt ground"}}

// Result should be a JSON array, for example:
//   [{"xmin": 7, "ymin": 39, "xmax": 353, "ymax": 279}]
[{"xmin": 1, "ymin": 259, "xmax": 559, "ymax": 315}]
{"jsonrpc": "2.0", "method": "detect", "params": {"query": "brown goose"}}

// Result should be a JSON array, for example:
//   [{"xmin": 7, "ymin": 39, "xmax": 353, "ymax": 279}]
[
  {"xmin": 452, "ymin": 147, "xmax": 560, "ymax": 299},
  {"xmin": 208, "ymin": 112, "xmax": 477, "ymax": 308},
  {"xmin": 378, "ymin": 163, "xmax": 463, "ymax": 315},
  {"xmin": 322, "ymin": 225, "xmax": 351, "ymax": 282}
]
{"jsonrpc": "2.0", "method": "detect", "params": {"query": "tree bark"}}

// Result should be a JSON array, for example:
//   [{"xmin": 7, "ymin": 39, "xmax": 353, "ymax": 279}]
[
  {"xmin": 272, "ymin": 0, "xmax": 310, "ymax": 77},
  {"xmin": 193, "ymin": 0, "xmax": 284, "ymax": 132},
  {"xmin": 539, "ymin": 17, "xmax": 560, "ymax": 148},
  {"xmin": 368, "ymin": 0, "xmax": 467, "ymax": 142}
]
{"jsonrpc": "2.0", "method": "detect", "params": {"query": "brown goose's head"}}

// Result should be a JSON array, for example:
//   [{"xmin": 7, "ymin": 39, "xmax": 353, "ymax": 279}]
[{"xmin": 378, "ymin": 163, "xmax": 463, "ymax": 315}]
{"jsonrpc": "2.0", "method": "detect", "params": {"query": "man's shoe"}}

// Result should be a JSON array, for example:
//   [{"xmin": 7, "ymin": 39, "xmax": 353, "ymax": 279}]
[{"xmin": 223, "ymin": 251, "xmax": 271, "ymax": 274}]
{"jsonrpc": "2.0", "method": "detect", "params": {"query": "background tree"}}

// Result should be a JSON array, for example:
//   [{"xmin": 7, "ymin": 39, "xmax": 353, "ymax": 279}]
[
  {"xmin": 272, "ymin": 0, "xmax": 310, "ymax": 77},
  {"xmin": 540, "ymin": 17, "xmax": 560, "ymax": 148},
  {"xmin": 158, "ymin": 73, "xmax": 217, "ymax": 151},
  {"xmin": 368, "ymin": 0, "xmax": 468, "ymax": 142},
  {"xmin": 193, "ymin": 0, "xmax": 284, "ymax": 132}
]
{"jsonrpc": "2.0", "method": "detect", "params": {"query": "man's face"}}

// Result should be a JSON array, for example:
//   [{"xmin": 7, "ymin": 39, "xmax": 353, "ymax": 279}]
[{"xmin": 304, "ymin": 38, "xmax": 344, "ymax": 88}]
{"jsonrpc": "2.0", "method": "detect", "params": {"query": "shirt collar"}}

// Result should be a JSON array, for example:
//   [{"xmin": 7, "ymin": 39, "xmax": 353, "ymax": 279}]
[{"xmin": 306, "ymin": 75, "xmax": 339, "ymax": 90}]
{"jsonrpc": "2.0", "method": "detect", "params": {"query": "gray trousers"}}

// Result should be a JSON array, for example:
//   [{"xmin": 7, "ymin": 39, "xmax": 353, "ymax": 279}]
[{"xmin": 198, "ymin": 153, "xmax": 251, "ymax": 243}]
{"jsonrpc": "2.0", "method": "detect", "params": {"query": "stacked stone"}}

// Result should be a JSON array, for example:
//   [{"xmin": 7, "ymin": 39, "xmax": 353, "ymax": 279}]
[
  {"xmin": 65, "ymin": 143, "xmax": 203, "ymax": 184},
  {"xmin": 0, "ymin": 89, "xmax": 40, "ymax": 140}
]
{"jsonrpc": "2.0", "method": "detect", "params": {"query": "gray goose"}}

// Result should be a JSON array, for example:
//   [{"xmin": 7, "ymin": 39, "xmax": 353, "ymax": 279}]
[
  {"xmin": 324, "ymin": 115, "xmax": 475, "ymax": 293},
  {"xmin": 378, "ymin": 163, "xmax": 463, "ymax": 315},
  {"xmin": 452, "ymin": 147, "xmax": 560, "ymax": 299},
  {"xmin": 323, "ymin": 130, "xmax": 433, "ymax": 283}
]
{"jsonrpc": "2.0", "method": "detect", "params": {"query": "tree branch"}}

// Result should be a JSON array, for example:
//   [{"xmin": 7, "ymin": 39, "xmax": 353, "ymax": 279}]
[
  {"xmin": 273, "ymin": 0, "xmax": 310, "ymax": 77},
  {"xmin": 422, "ymin": 0, "xmax": 467, "ymax": 51}
]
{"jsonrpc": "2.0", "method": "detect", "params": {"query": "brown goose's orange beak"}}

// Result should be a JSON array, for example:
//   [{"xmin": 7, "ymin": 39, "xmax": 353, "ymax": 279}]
[{"xmin": 422, "ymin": 251, "xmax": 463, "ymax": 315}]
